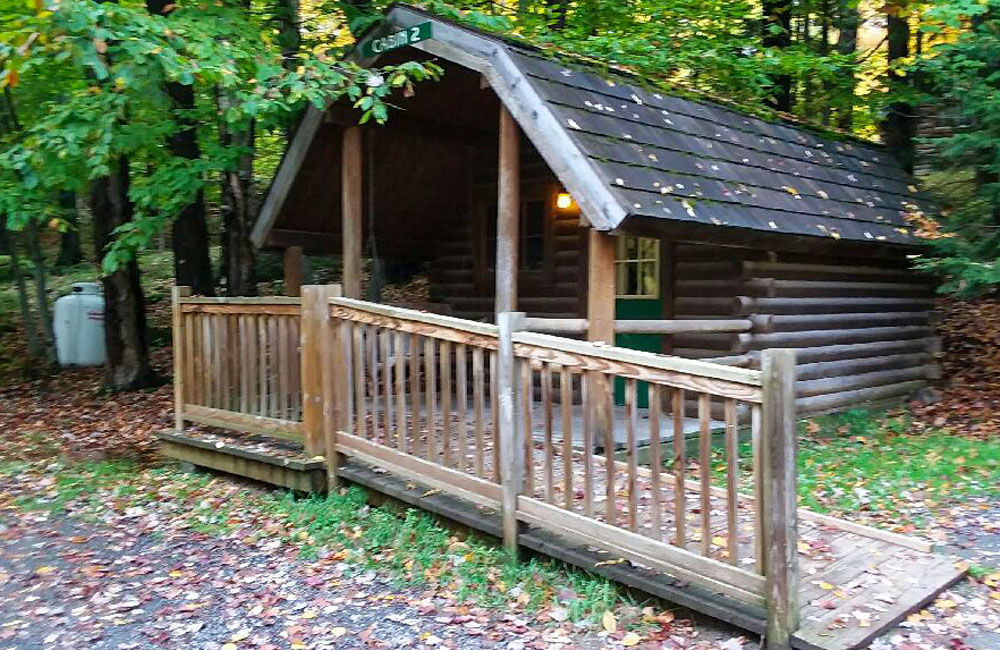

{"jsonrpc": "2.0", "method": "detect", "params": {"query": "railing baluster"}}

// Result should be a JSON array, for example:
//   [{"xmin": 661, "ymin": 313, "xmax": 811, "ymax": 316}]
[
  {"xmin": 561, "ymin": 367, "xmax": 573, "ymax": 510},
  {"xmin": 674, "ymin": 387, "xmax": 686, "ymax": 547},
  {"xmin": 648, "ymin": 383, "xmax": 662, "ymax": 539},
  {"xmin": 395, "ymin": 331, "xmax": 406, "ymax": 453},
  {"xmin": 186, "ymin": 313, "xmax": 198, "ymax": 407},
  {"xmin": 368, "ymin": 324, "xmax": 379, "ymax": 440},
  {"xmin": 582, "ymin": 371, "xmax": 593, "ymax": 517},
  {"xmin": 440, "ymin": 341, "xmax": 452, "ymax": 468},
  {"xmin": 699, "ymin": 392, "xmax": 712, "ymax": 557},
  {"xmin": 290, "ymin": 317, "xmax": 301, "ymax": 420},
  {"xmin": 353, "ymin": 323, "xmax": 366, "ymax": 438},
  {"xmin": 409, "ymin": 332, "xmax": 421, "ymax": 455},
  {"xmin": 603, "ymin": 374, "xmax": 615, "ymax": 526},
  {"xmin": 381, "ymin": 329, "xmax": 393, "ymax": 446},
  {"xmin": 268, "ymin": 316, "xmax": 279, "ymax": 418},
  {"xmin": 278, "ymin": 315, "xmax": 289, "ymax": 419},
  {"xmin": 521, "ymin": 359, "xmax": 533, "ymax": 498},
  {"xmin": 456, "ymin": 344, "xmax": 468, "ymax": 472},
  {"xmin": 625, "ymin": 378, "xmax": 639, "ymax": 532},
  {"xmin": 425, "ymin": 336, "xmax": 438, "ymax": 463},
  {"xmin": 239, "ymin": 315, "xmax": 249, "ymax": 414},
  {"xmin": 257, "ymin": 316, "xmax": 267, "ymax": 416},
  {"xmin": 542, "ymin": 363, "xmax": 554, "ymax": 504},
  {"xmin": 752, "ymin": 403, "xmax": 764, "ymax": 574},
  {"xmin": 725, "ymin": 397, "xmax": 739, "ymax": 566},
  {"xmin": 472, "ymin": 347, "xmax": 485, "ymax": 478},
  {"xmin": 491, "ymin": 351, "xmax": 500, "ymax": 483}
]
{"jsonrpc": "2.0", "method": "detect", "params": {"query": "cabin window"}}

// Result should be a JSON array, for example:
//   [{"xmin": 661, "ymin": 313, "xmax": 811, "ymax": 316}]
[
  {"xmin": 482, "ymin": 197, "xmax": 549, "ymax": 271},
  {"xmin": 615, "ymin": 236, "xmax": 659, "ymax": 299}
]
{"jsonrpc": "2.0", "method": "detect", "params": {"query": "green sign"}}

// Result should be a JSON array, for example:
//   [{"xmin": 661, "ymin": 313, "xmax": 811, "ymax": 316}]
[{"xmin": 361, "ymin": 21, "xmax": 433, "ymax": 58}]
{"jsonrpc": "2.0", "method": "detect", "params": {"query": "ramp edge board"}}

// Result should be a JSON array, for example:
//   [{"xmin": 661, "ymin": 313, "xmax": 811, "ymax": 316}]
[{"xmin": 156, "ymin": 429, "xmax": 326, "ymax": 493}]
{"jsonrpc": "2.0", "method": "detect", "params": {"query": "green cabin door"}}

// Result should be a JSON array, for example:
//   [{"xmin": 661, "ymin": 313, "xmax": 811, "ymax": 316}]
[{"xmin": 613, "ymin": 236, "xmax": 663, "ymax": 408}]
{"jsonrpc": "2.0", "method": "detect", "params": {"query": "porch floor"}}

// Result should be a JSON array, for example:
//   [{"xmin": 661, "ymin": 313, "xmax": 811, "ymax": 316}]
[{"xmin": 157, "ymin": 424, "xmax": 964, "ymax": 650}]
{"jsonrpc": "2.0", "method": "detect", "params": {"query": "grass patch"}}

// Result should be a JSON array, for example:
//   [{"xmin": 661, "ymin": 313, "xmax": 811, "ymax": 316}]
[
  {"xmin": 14, "ymin": 459, "xmax": 140, "ymax": 514},
  {"xmin": 708, "ymin": 408, "xmax": 1000, "ymax": 528},
  {"xmin": 795, "ymin": 409, "xmax": 1000, "ymax": 518}
]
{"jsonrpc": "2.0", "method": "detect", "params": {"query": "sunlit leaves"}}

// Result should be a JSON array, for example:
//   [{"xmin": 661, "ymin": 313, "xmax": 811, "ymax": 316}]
[{"xmin": 0, "ymin": 0, "xmax": 440, "ymax": 272}]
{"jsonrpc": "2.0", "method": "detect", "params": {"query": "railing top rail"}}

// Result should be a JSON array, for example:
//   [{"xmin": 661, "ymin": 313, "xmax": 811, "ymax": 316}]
[
  {"xmin": 179, "ymin": 296, "xmax": 302, "ymax": 305},
  {"xmin": 329, "ymin": 297, "xmax": 499, "ymax": 338},
  {"xmin": 513, "ymin": 332, "xmax": 763, "ymax": 388},
  {"xmin": 329, "ymin": 298, "xmax": 763, "ymax": 397}
]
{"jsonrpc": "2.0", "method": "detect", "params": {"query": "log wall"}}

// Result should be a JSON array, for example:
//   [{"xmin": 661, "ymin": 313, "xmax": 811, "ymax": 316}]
[
  {"xmin": 427, "ymin": 145, "xmax": 586, "ymax": 321},
  {"xmin": 668, "ymin": 244, "xmax": 939, "ymax": 416}
]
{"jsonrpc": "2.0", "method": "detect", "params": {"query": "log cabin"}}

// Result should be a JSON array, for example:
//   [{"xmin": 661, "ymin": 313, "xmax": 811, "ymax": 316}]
[{"xmin": 250, "ymin": 3, "xmax": 939, "ymax": 417}]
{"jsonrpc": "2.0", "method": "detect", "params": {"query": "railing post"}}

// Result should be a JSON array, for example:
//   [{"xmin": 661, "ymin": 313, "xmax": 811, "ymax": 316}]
[
  {"xmin": 761, "ymin": 348, "xmax": 799, "ymax": 649},
  {"xmin": 329, "ymin": 295, "xmax": 353, "ymax": 489},
  {"xmin": 498, "ymin": 311, "xmax": 526, "ymax": 556},
  {"xmin": 301, "ymin": 284, "xmax": 342, "ymax": 460},
  {"xmin": 171, "ymin": 286, "xmax": 192, "ymax": 432}
]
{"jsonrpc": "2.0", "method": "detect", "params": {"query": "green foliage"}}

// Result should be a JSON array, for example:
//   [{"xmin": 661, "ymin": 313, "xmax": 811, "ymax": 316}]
[
  {"xmin": 419, "ymin": 0, "xmax": 866, "ymax": 127},
  {"xmin": 908, "ymin": 1, "xmax": 1000, "ymax": 296},
  {"xmin": 0, "ymin": 0, "xmax": 441, "ymax": 272}
]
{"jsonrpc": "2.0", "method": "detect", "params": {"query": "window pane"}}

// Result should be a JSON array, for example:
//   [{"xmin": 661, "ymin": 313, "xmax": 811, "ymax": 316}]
[
  {"xmin": 624, "ymin": 236, "xmax": 638, "ymax": 259},
  {"xmin": 640, "ymin": 261, "xmax": 658, "ymax": 297},
  {"xmin": 639, "ymin": 237, "xmax": 658, "ymax": 260},
  {"xmin": 523, "ymin": 200, "xmax": 545, "ymax": 269},
  {"xmin": 625, "ymin": 262, "xmax": 639, "ymax": 296}
]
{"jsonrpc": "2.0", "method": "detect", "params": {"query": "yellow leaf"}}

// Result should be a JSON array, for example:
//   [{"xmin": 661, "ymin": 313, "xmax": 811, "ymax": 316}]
[
  {"xmin": 169, "ymin": 570, "xmax": 183, "ymax": 578},
  {"xmin": 935, "ymin": 598, "xmax": 957, "ymax": 609},
  {"xmin": 230, "ymin": 629, "xmax": 250, "ymax": 642},
  {"xmin": 712, "ymin": 536, "xmax": 726, "ymax": 547},
  {"xmin": 300, "ymin": 609, "xmax": 317, "ymax": 619},
  {"xmin": 221, "ymin": 645, "xmax": 237, "ymax": 650},
  {"xmin": 602, "ymin": 610, "xmax": 617, "ymax": 633},
  {"xmin": 818, "ymin": 581, "xmax": 834, "ymax": 590},
  {"xmin": 621, "ymin": 632, "xmax": 642, "ymax": 646},
  {"xmin": 331, "ymin": 627, "xmax": 348, "ymax": 637},
  {"xmin": 594, "ymin": 558, "xmax": 626, "ymax": 567},
  {"xmin": 35, "ymin": 566, "xmax": 56, "ymax": 575}
]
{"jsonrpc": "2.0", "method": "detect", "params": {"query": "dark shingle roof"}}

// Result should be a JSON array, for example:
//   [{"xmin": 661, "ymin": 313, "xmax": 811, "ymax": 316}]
[{"xmin": 508, "ymin": 48, "xmax": 928, "ymax": 245}]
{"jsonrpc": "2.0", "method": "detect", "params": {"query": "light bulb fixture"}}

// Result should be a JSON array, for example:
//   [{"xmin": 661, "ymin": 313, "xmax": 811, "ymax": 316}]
[{"xmin": 556, "ymin": 192, "xmax": 573, "ymax": 210}]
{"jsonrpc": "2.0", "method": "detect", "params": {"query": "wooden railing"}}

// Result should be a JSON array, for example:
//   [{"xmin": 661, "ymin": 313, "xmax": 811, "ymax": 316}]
[
  {"xmin": 171, "ymin": 287, "xmax": 307, "ymax": 443},
  {"xmin": 170, "ymin": 285, "xmax": 800, "ymax": 647},
  {"xmin": 313, "ymin": 292, "xmax": 799, "ymax": 646}
]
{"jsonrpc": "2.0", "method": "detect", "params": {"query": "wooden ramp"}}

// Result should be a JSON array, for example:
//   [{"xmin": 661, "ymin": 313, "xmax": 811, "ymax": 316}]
[{"xmin": 157, "ymin": 426, "xmax": 963, "ymax": 650}]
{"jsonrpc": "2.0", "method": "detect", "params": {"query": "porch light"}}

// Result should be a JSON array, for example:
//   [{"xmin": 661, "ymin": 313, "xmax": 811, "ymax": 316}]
[{"xmin": 556, "ymin": 192, "xmax": 573, "ymax": 210}]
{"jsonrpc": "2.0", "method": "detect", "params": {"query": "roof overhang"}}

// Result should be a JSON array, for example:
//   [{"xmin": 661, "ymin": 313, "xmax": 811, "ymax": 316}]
[{"xmin": 250, "ymin": 5, "xmax": 627, "ymax": 249}]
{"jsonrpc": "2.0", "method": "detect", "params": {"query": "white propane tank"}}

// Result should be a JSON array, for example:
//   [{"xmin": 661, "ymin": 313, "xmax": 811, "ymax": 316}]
[{"xmin": 54, "ymin": 282, "xmax": 107, "ymax": 366}]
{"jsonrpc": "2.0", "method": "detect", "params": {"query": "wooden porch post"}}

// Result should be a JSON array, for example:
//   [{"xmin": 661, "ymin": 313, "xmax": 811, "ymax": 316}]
[
  {"xmin": 301, "ymin": 284, "xmax": 342, "ymax": 459},
  {"xmin": 586, "ymin": 230, "xmax": 616, "ymax": 450},
  {"xmin": 283, "ymin": 246, "xmax": 304, "ymax": 297},
  {"xmin": 761, "ymin": 348, "xmax": 800, "ymax": 649},
  {"xmin": 171, "ymin": 285, "xmax": 192, "ymax": 432},
  {"xmin": 498, "ymin": 310, "xmax": 526, "ymax": 555},
  {"xmin": 342, "ymin": 126, "xmax": 363, "ymax": 299},
  {"xmin": 495, "ymin": 107, "xmax": 520, "ymax": 316}
]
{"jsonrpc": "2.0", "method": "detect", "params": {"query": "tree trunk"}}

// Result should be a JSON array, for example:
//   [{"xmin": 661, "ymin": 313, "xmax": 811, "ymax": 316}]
[
  {"xmin": 0, "ymin": 225, "xmax": 43, "ymax": 365},
  {"xmin": 147, "ymin": 0, "xmax": 215, "ymax": 296},
  {"xmin": 834, "ymin": 0, "xmax": 859, "ymax": 131},
  {"xmin": 56, "ymin": 191, "xmax": 83, "ymax": 267},
  {"xmin": 763, "ymin": 0, "xmax": 793, "ymax": 112},
  {"xmin": 25, "ymin": 220, "xmax": 56, "ymax": 365},
  {"xmin": 884, "ymin": 4, "xmax": 915, "ymax": 173},
  {"xmin": 91, "ymin": 157, "xmax": 158, "ymax": 391},
  {"xmin": 217, "ymin": 84, "xmax": 257, "ymax": 297}
]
